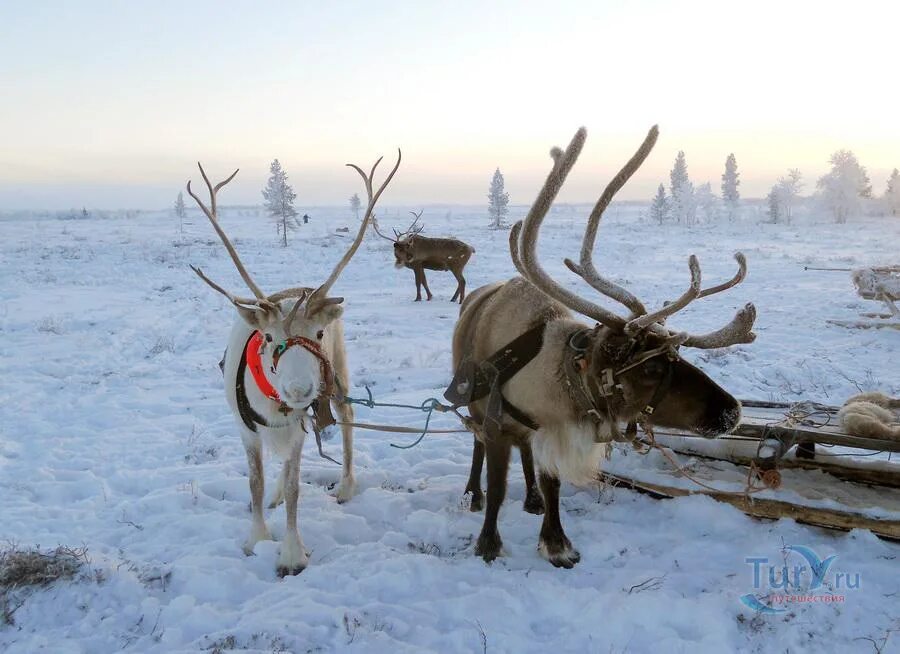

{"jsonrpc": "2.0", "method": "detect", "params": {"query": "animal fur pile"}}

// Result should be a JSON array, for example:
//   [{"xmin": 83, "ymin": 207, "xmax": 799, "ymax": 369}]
[{"xmin": 838, "ymin": 392, "xmax": 900, "ymax": 441}]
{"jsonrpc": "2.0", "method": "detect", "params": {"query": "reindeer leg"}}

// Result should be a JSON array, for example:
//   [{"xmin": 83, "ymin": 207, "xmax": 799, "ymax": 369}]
[
  {"xmin": 450, "ymin": 267, "xmax": 466, "ymax": 304},
  {"xmin": 267, "ymin": 463, "xmax": 287, "ymax": 509},
  {"xmin": 420, "ymin": 266, "xmax": 433, "ymax": 301},
  {"xmin": 241, "ymin": 430, "xmax": 271, "ymax": 554},
  {"xmin": 333, "ymin": 400, "xmax": 357, "ymax": 503},
  {"xmin": 277, "ymin": 433, "xmax": 309, "ymax": 576},
  {"xmin": 331, "ymin": 347, "xmax": 357, "ymax": 503},
  {"xmin": 413, "ymin": 266, "xmax": 423, "ymax": 301},
  {"xmin": 475, "ymin": 438, "xmax": 511, "ymax": 563},
  {"xmin": 519, "ymin": 441, "xmax": 545, "ymax": 515},
  {"xmin": 537, "ymin": 470, "xmax": 580, "ymax": 568},
  {"xmin": 465, "ymin": 437, "xmax": 485, "ymax": 512}
]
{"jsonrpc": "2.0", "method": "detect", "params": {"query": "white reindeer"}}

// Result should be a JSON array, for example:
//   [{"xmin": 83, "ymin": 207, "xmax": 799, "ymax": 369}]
[{"xmin": 187, "ymin": 153, "xmax": 401, "ymax": 575}]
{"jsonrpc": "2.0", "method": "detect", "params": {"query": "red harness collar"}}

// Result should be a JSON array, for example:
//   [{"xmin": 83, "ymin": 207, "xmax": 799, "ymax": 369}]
[
  {"xmin": 246, "ymin": 331, "xmax": 280, "ymax": 401},
  {"xmin": 244, "ymin": 331, "xmax": 335, "ymax": 404}
]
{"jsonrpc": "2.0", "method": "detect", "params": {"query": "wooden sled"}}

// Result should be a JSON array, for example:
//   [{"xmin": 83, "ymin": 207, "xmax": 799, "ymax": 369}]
[
  {"xmin": 808, "ymin": 265, "xmax": 899, "ymax": 329},
  {"xmin": 601, "ymin": 400, "xmax": 900, "ymax": 540}
]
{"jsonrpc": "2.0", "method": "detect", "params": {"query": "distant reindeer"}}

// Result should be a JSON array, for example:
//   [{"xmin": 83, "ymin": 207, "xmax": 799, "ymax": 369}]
[
  {"xmin": 188, "ymin": 151, "xmax": 401, "ymax": 576},
  {"xmin": 449, "ymin": 126, "xmax": 756, "ymax": 568},
  {"xmin": 374, "ymin": 211, "xmax": 475, "ymax": 303}
]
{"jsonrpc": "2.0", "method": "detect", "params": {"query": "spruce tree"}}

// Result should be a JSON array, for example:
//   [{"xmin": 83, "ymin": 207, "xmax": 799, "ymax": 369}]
[
  {"xmin": 885, "ymin": 168, "xmax": 900, "ymax": 216},
  {"xmin": 721, "ymin": 153, "xmax": 740, "ymax": 220},
  {"xmin": 174, "ymin": 191, "xmax": 186, "ymax": 234},
  {"xmin": 650, "ymin": 184, "xmax": 668, "ymax": 225},
  {"xmin": 487, "ymin": 168, "xmax": 510, "ymax": 229},
  {"xmin": 670, "ymin": 151, "xmax": 689, "ymax": 198},
  {"xmin": 669, "ymin": 152, "xmax": 693, "ymax": 224},
  {"xmin": 262, "ymin": 159, "xmax": 299, "ymax": 246},
  {"xmin": 767, "ymin": 186, "xmax": 782, "ymax": 223}
]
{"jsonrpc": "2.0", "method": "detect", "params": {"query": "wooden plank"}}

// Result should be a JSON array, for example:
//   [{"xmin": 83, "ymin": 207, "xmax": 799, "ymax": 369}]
[
  {"xmin": 600, "ymin": 471, "xmax": 900, "ymax": 541},
  {"xmin": 733, "ymin": 419, "xmax": 900, "ymax": 453},
  {"xmin": 641, "ymin": 403, "xmax": 900, "ymax": 454},
  {"xmin": 826, "ymin": 319, "xmax": 900, "ymax": 330},
  {"xmin": 651, "ymin": 433, "xmax": 900, "ymax": 489}
]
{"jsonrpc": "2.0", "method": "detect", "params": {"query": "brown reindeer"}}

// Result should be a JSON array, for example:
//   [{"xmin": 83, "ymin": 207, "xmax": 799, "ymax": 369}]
[
  {"xmin": 449, "ymin": 125, "xmax": 757, "ymax": 568},
  {"xmin": 374, "ymin": 211, "xmax": 475, "ymax": 303}
]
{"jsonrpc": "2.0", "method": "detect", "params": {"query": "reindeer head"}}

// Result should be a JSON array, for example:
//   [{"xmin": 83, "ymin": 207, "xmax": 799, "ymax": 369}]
[
  {"xmin": 188, "ymin": 153, "xmax": 401, "ymax": 409},
  {"xmin": 373, "ymin": 210, "xmax": 424, "ymax": 268},
  {"xmin": 510, "ymin": 126, "xmax": 756, "ymax": 437},
  {"xmin": 233, "ymin": 292, "xmax": 344, "ymax": 409}
]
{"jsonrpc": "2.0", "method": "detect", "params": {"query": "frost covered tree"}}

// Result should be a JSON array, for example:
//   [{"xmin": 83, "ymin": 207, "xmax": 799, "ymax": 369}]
[
  {"xmin": 669, "ymin": 151, "xmax": 695, "ymax": 225},
  {"xmin": 174, "ymin": 191, "xmax": 186, "ymax": 234},
  {"xmin": 695, "ymin": 182, "xmax": 719, "ymax": 223},
  {"xmin": 766, "ymin": 185, "xmax": 782, "ymax": 223},
  {"xmin": 349, "ymin": 192, "xmax": 361, "ymax": 221},
  {"xmin": 721, "ymin": 153, "xmax": 740, "ymax": 220},
  {"xmin": 670, "ymin": 151, "xmax": 689, "ymax": 197},
  {"xmin": 262, "ymin": 158, "xmax": 299, "ymax": 246},
  {"xmin": 776, "ymin": 169, "xmax": 803, "ymax": 224},
  {"xmin": 765, "ymin": 170, "xmax": 803, "ymax": 224},
  {"xmin": 649, "ymin": 184, "xmax": 669, "ymax": 225},
  {"xmin": 816, "ymin": 150, "xmax": 871, "ymax": 223},
  {"xmin": 487, "ymin": 167, "xmax": 510, "ymax": 229},
  {"xmin": 884, "ymin": 168, "xmax": 900, "ymax": 216}
]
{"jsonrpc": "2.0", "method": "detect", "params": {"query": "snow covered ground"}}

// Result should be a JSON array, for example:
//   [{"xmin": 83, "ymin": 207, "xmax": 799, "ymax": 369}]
[{"xmin": 1, "ymin": 203, "xmax": 898, "ymax": 653}]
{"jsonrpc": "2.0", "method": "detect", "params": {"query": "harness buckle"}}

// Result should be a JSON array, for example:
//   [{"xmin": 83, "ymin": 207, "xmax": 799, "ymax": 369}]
[{"xmin": 599, "ymin": 367, "xmax": 619, "ymax": 397}]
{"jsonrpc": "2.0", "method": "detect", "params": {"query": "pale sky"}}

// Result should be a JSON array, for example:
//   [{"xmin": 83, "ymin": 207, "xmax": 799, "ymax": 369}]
[{"xmin": 1, "ymin": 0, "xmax": 897, "ymax": 209}]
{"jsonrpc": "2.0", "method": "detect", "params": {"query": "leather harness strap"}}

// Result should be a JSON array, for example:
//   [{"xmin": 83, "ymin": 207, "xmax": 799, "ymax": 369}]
[
  {"xmin": 562, "ymin": 328, "xmax": 680, "ymax": 443},
  {"xmin": 443, "ymin": 322, "xmax": 545, "ymax": 434},
  {"xmin": 236, "ymin": 332, "xmax": 275, "ymax": 432},
  {"xmin": 444, "ymin": 319, "xmax": 682, "ymax": 443}
]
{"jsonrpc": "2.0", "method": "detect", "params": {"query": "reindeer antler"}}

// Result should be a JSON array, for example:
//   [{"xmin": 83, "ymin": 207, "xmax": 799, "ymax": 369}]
[
  {"xmin": 513, "ymin": 126, "xmax": 757, "ymax": 349},
  {"xmin": 563, "ymin": 126, "xmax": 659, "ymax": 317},
  {"xmin": 516, "ymin": 127, "xmax": 631, "ymax": 328},
  {"xmin": 372, "ymin": 215, "xmax": 399, "ymax": 242},
  {"xmin": 373, "ymin": 209, "xmax": 423, "ymax": 243},
  {"xmin": 404, "ymin": 210, "xmax": 424, "ymax": 237},
  {"xmin": 305, "ymin": 149, "xmax": 402, "ymax": 314},
  {"xmin": 187, "ymin": 164, "xmax": 274, "ymax": 311}
]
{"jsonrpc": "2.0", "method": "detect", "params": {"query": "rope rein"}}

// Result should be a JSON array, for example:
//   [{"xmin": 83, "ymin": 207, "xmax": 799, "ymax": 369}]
[
  {"xmin": 335, "ymin": 389, "xmax": 848, "ymax": 498},
  {"xmin": 340, "ymin": 386, "xmax": 470, "ymax": 449}
]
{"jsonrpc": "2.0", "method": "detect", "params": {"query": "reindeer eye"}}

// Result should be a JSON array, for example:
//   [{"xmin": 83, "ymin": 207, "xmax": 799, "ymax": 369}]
[
  {"xmin": 264, "ymin": 333, "xmax": 273, "ymax": 343},
  {"xmin": 316, "ymin": 330, "xmax": 324, "ymax": 340}
]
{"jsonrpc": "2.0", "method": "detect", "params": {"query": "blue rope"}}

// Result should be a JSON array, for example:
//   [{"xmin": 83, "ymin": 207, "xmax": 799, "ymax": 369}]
[{"xmin": 343, "ymin": 385, "xmax": 451, "ymax": 449}]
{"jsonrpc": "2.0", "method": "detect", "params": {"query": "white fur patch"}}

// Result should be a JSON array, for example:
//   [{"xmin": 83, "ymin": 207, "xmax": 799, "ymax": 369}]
[{"xmin": 530, "ymin": 422, "xmax": 610, "ymax": 485}]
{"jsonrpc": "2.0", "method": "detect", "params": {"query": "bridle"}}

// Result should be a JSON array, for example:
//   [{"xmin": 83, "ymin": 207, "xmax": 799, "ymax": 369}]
[
  {"xmin": 564, "ymin": 325, "xmax": 682, "ymax": 442},
  {"xmin": 268, "ymin": 335, "xmax": 336, "ymax": 403}
]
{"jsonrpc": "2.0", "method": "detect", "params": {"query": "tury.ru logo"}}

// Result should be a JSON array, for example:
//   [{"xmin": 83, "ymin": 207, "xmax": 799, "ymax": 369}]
[{"xmin": 740, "ymin": 545, "xmax": 860, "ymax": 614}]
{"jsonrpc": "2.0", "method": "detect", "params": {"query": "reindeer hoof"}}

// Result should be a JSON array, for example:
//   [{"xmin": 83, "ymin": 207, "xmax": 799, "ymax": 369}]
[
  {"xmin": 414, "ymin": 298, "xmax": 422, "ymax": 302},
  {"xmin": 467, "ymin": 490, "xmax": 484, "ymax": 512},
  {"xmin": 277, "ymin": 564, "xmax": 306, "ymax": 577},
  {"xmin": 523, "ymin": 492, "xmax": 545, "ymax": 515},
  {"xmin": 538, "ymin": 537, "xmax": 580, "ymax": 568},
  {"xmin": 242, "ymin": 525, "xmax": 272, "ymax": 555},
  {"xmin": 335, "ymin": 476, "xmax": 357, "ymax": 504},
  {"xmin": 475, "ymin": 532, "xmax": 503, "ymax": 563}
]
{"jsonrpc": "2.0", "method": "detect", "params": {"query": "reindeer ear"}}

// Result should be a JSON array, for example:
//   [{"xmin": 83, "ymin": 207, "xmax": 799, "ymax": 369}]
[
  {"xmin": 310, "ymin": 302, "xmax": 344, "ymax": 325},
  {"xmin": 235, "ymin": 303, "xmax": 275, "ymax": 328}
]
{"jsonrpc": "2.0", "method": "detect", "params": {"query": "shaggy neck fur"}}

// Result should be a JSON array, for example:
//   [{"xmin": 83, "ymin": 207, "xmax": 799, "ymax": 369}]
[{"xmin": 505, "ymin": 319, "xmax": 616, "ymax": 484}]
